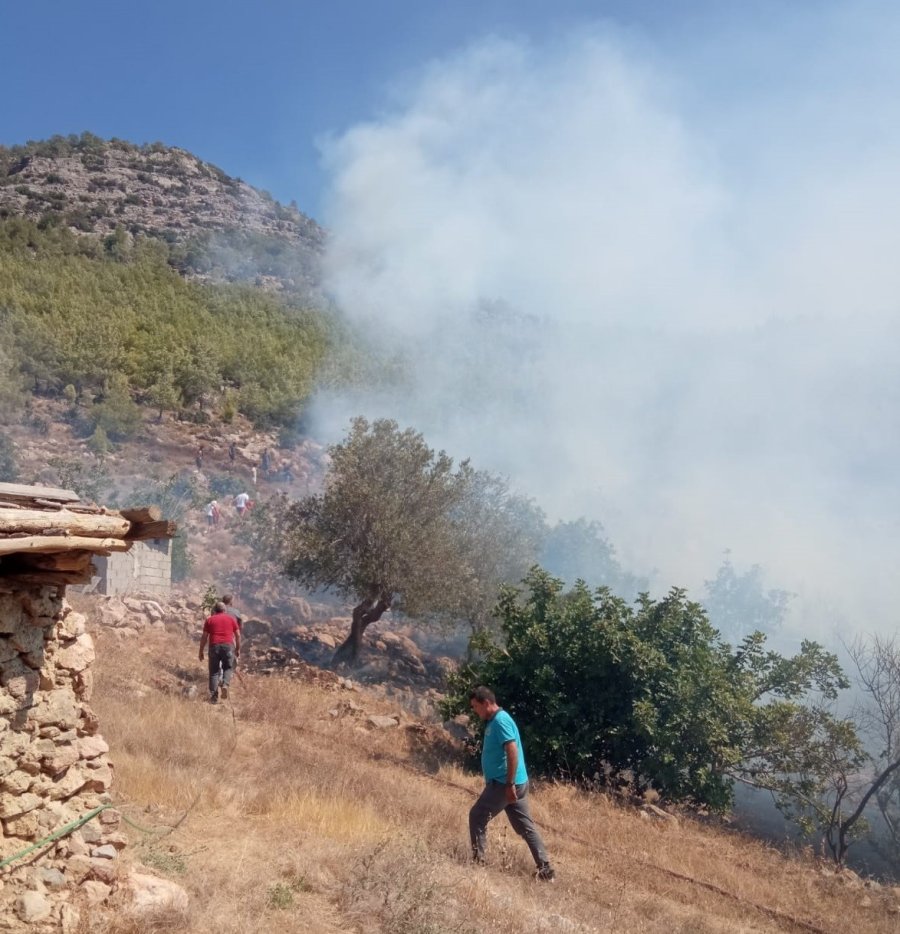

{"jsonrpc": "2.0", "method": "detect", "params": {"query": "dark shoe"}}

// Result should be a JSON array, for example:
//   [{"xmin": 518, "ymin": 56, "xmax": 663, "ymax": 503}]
[
  {"xmin": 209, "ymin": 693, "xmax": 218, "ymax": 704},
  {"xmin": 220, "ymin": 686, "xmax": 228, "ymax": 699},
  {"xmin": 535, "ymin": 865, "xmax": 555, "ymax": 882}
]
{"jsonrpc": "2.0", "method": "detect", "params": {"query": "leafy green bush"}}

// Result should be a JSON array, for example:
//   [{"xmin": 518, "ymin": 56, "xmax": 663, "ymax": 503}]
[
  {"xmin": 444, "ymin": 568, "xmax": 855, "ymax": 813},
  {"xmin": 46, "ymin": 456, "xmax": 111, "ymax": 503}
]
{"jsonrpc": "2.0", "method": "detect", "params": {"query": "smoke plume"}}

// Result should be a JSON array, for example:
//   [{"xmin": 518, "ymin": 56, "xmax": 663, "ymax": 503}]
[{"xmin": 315, "ymin": 8, "xmax": 900, "ymax": 641}]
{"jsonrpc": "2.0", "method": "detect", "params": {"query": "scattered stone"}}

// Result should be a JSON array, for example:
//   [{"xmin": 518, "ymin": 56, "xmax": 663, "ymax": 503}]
[
  {"xmin": 38, "ymin": 867, "xmax": 67, "ymax": 891},
  {"xmin": 91, "ymin": 844, "xmax": 118, "ymax": 860},
  {"xmin": 16, "ymin": 890, "xmax": 51, "ymax": 923},
  {"xmin": 127, "ymin": 870, "xmax": 189, "ymax": 914},
  {"xmin": 81, "ymin": 880, "xmax": 112, "ymax": 904},
  {"xmin": 367, "ymin": 715, "xmax": 400, "ymax": 729}
]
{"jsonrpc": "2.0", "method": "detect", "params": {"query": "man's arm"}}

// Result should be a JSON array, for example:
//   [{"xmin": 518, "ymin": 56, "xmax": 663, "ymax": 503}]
[
  {"xmin": 198, "ymin": 630, "xmax": 209, "ymax": 661},
  {"xmin": 234, "ymin": 627, "xmax": 241, "ymax": 658},
  {"xmin": 504, "ymin": 740, "xmax": 519, "ymax": 802}
]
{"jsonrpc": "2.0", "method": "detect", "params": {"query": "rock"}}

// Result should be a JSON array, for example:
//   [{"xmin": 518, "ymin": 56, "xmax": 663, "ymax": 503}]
[
  {"xmin": 367, "ymin": 715, "xmax": 399, "ymax": 729},
  {"xmin": 16, "ymin": 890, "xmax": 51, "ymax": 923},
  {"xmin": 643, "ymin": 804, "xmax": 678, "ymax": 824},
  {"xmin": 56, "ymin": 633, "xmax": 96, "ymax": 672},
  {"xmin": 316, "ymin": 632, "xmax": 336, "ymax": 649},
  {"xmin": 38, "ymin": 867, "xmax": 67, "ymax": 891},
  {"xmin": 76, "ymin": 735, "xmax": 109, "ymax": 760},
  {"xmin": 1, "ymin": 769, "xmax": 34, "ymax": 795},
  {"xmin": 57, "ymin": 610, "xmax": 87, "ymax": 639},
  {"xmin": 91, "ymin": 844, "xmax": 118, "ymax": 860},
  {"xmin": 0, "ymin": 792, "xmax": 42, "ymax": 819},
  {"xmin": 442, "ymin": 717, "xmax": 471, "ymax": 742},
  {"xmin": 127, "ymin": 870, "xmax": 189, "ymax": 914},
  {"xmin": 81, "ymin": 880, "xmax": 112, "ymax": 904}
]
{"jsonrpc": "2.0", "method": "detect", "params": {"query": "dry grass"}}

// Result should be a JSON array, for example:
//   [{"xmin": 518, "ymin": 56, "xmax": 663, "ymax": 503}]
[{"xmin": 55, "ymin": 626, "xmax": 900, "ymax": 933}]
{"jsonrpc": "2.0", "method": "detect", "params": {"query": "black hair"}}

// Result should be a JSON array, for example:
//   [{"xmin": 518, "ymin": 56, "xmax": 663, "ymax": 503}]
[{"xmin": 469, "ymin": 685, "xmax": 496, "ymax": 704}]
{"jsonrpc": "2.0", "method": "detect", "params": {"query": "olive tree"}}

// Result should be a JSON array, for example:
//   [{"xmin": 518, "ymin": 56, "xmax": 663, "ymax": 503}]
[{"xmin": 248, "ymin": 417, "xmax": 544, "ymax": 665}]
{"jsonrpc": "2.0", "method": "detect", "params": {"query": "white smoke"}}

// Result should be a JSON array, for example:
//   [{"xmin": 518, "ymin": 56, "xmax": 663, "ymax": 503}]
[{"xmin": 316, "ymin": 10, "xmax": 900, "ymax": 640}]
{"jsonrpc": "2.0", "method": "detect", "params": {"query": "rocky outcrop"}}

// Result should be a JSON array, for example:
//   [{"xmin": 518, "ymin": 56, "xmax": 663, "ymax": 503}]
[
  {"xmin": 0, "ymin": 137, "xmax": 324, "ymax": 297},
  {"xmin": 0, "ymin": 588, "xmax": 122, "ymax": 930}
]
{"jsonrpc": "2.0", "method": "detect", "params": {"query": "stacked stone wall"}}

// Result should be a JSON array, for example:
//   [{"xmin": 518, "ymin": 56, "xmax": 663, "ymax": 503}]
[{"xmin": 0, "ymin": 587, "xmax": 122, "ymax": 930}]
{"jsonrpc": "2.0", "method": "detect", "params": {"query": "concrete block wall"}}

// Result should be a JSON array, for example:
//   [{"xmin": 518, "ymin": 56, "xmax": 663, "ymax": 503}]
[
  {"xmin": 0, "ymin": 587, "xmax": 122, "ymax": 927},
  {"xmin": 94, "ymin": 540, "xmax": 172, "ymax": 598}
]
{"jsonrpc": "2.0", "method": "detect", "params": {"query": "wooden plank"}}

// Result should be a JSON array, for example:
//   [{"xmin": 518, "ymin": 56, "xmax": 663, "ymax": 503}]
[
  {"xmin": 18, "ymin": 552, "xmax": 95, "ymax": 572},
  {"xmin": 119, "ymin": 505, "xmax": 162, "ymax": 523},
  {"xmin": 0, "ymin": 507, "xmax": 129, "ymax": 538},
  {"xmin": 126, "ymin": 519, "xmax": 177, "ymax": 541},
  {"xmin": 0, "ymin": 482, "xmax": 80, "ymax": 503},
  {"xmin": 0, "ymin": 535, "xmax": 130, "ymax": 556},
  {"xmin": 4, "ymin": 569, "xmax": 97, "ymax": 586}
]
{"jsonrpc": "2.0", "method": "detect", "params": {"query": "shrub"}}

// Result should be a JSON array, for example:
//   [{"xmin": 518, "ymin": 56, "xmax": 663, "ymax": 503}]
[
  {"xmin": 0, "ymin": 433, "xmax": 18, "ymax": 481},
  {"xmin": 87, "ymin": 425, "xmax": 111, "ymax": 455},
  {"xmin": 445, "ymin": 568, "xmax": 853, "ymax": 813}
]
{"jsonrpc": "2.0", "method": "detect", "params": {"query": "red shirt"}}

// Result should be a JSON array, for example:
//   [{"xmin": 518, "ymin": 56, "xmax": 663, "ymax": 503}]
[{"xmin": 204, "ymin": 612, "xmax": 239, "ymax": 645}]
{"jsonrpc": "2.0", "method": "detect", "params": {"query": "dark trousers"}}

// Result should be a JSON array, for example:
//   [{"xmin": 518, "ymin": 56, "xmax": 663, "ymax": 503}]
[
  {"xmin": 469, "ymin": 780, "xmax": 551, "ymax": 869},
  {"xmin": 208, "ymin": 643, "xmax": 235, "ymax": 696}
]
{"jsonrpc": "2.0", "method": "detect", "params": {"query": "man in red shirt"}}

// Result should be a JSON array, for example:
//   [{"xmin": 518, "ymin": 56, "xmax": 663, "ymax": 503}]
[{"xmin": 199, "ymin": 601, "xmax": 241, "ymax": 704}]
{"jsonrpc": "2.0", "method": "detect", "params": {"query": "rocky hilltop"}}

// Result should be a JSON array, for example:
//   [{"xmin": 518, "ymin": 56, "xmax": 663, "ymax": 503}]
[{"xmin": 0, "ymin": 133, "xmax": 324, "ymax": 297}]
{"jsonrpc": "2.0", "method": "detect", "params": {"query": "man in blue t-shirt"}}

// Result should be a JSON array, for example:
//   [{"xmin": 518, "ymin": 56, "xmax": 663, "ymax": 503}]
[{"xmin": 468, "ymin": 685, "xmax": 555, "ymax": 881}]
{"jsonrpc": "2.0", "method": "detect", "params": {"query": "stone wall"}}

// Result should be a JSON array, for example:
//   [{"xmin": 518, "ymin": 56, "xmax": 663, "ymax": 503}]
[
  {"xmin": 94, "ymin": 539, "xmax": 172, "ymax": 598},
  {"xmin": 0, "ymin": 587, "xmax": 122, "ymax": 930}
]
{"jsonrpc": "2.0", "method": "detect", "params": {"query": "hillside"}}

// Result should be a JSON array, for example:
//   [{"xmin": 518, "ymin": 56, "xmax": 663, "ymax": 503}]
[
  {"xmin": 58, "ymin": 603, "xmax": 900, "ymax": 934},
  {"xmin": 0, "ymin": 133, "xmax": 324, "ymax": 298}
]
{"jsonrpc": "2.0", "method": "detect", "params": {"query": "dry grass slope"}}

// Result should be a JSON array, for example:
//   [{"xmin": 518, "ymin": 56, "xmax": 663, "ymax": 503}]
[{"xmin": 77, "ymin": 626, "xmax": 900, "ymax": 934}]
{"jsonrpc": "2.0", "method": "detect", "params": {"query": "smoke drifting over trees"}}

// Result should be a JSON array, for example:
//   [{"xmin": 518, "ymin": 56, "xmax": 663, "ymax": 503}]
[{"xmin": 315, "ymin": 10, "xmax": 900, "ymax": 640}]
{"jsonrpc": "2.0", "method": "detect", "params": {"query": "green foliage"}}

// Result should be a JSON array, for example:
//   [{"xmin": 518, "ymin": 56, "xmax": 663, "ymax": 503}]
[
  {"xmin": 0, "ymin": 342, "xmax": 27, "ymax": 422},
  {"xmin": 89, "ymin": 372, "xmax": 142, "ymax": 440},
  {"xmin": 200, "ymin": 583, "xmax": 218, "ymax": 613},
  {"xmin": 0, "ymin": 432, "xmax": 18, "ymax": 481},
  {"xmin": 207, "ymin": 473, "xmax": 244, "ymax": 499},
  {"xmin": 703, "ymin": 553, "xmax": 793, "ymax": 642},
  {"xmin": 86, "ymin": 425, "xmax": 111, "ymax": 456},
  {"xmin": 444, "ymin": 568, "xmax": 856, "ymax": 814},
  {"xmin": 254, "ymin": 417, "xmax": 474, "ymax": 619},
  {"xmin": 0, "ymin": 218, "xmax": 333, "ymax": 428},
  {"xmin": 220, "ymin": 389, "xmax": 237, "ymax": 424},
  {"xmin": 46, "ymin": 456, "xmax": 111, "ymax": 504},
  {"xmin": 540, "ymin": 517, "xmax": 648, "ymax": 600}
]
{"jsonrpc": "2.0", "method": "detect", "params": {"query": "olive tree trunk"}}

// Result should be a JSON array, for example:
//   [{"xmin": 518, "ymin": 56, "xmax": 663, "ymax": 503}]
[{"xmin": 332, "ymin": 591, "xmax": 392, "ymax": 667}]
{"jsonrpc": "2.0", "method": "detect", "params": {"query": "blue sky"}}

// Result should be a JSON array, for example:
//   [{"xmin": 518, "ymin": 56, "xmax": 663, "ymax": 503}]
[{"xmin": 1, "ymin": 0, "xmax": 804, "ymax": 219}]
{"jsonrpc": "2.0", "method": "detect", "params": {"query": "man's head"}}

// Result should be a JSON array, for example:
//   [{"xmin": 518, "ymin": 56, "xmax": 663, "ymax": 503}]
[
  {"xmin": 213, "ymin": 601, "xmax": 226, "ymax": 613},
  {"xmin": 222, "ymin": 594, "xmax": 233, "ymax": 606},
  {"xmin": 469, "ymin": 685, "xmax": 500, "ymax": 721}
]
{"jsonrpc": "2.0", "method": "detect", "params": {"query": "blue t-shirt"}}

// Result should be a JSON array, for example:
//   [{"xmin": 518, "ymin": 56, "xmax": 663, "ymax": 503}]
[{"xmin": 482, "ymin": 709, "xmax": 528, "ymax": 784}]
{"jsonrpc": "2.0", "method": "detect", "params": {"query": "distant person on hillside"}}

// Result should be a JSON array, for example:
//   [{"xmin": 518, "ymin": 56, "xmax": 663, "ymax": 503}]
[
  {"xmin": 199, "ymin": 601, "xmax": 240, "ymax": 704},
  {"xmin": 204, "ymin": 499, "xmax": 220, "ymax": 530},
  {"xmin": 233, "ymin": 491, "xmax": 250, "ymax": 518},
  {"xmin": 468, "ymin": 685, "xmax": 555, "ymax": 881},
  {"xmin": 221, "ymin": 593, "xmax": 243, "ymax": 631},
  {"xmin": 228, "ymin": 441, "xmax": 237, "ymax": 465},
  {"xmin": 195, "ymin": 445, "xmax": 204, "ymax": 470},
  {"xmin": 261, "ymin": 448, "xmax": 271, "ymax": 478},
  {"xmin": 251, "ymin": 464, "xmax": 258, "ymax": 486}
]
